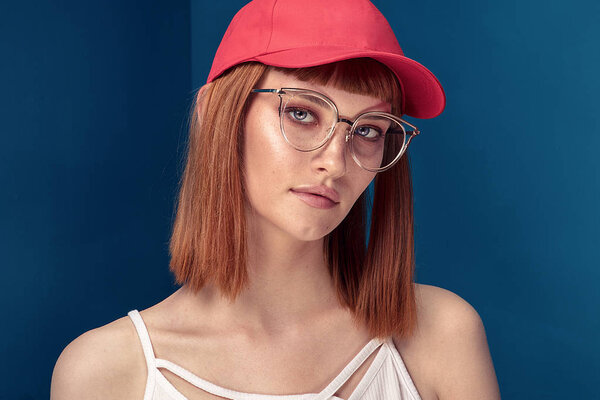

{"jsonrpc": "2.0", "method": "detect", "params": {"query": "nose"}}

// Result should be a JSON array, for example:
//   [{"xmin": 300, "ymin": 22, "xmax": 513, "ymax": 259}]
[{"xmin": 310, "ymin": 121, "xmax": 351, "ymax": 179}]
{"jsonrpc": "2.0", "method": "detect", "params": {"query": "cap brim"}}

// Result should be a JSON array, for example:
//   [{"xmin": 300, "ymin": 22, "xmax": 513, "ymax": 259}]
[{"xmin": 249, "ymin": 46, "xmax": 445, "ymax": 119}]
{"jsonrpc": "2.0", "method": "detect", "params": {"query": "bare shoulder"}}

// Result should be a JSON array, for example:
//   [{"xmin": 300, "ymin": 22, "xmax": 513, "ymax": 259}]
[
  {"xmin": 399, "ymin": 283, "xmax": 501, "ymax": 400},
  {"xmin": 414, "ymin": 283, "xmax": 483, "ymax": 333},
  {"xmin": 50, "ymin": 314, "xmax": 146, "ymax": 400}
]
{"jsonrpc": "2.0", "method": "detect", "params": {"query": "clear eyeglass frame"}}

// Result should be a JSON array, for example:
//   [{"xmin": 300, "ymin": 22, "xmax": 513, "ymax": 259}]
[{"xmin": 250, "ymin": 87, "xmax": 420, "ymax": 172}]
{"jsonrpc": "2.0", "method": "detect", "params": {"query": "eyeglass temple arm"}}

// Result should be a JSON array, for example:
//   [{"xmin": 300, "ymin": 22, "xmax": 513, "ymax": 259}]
[
  {"xmin": 399, "ymin": 119, "xmax": 420, "ymax": 143},
  {"xmin": 389, "ymin": 128, "xmax": 420, "ymax": 135},
  {"xmin": 390, "ymin": 119, "xmax": 420, "ymax": 149},
  {"xmin": 251, "ymin": 89, "xmax": 282, "ymax": 93}
]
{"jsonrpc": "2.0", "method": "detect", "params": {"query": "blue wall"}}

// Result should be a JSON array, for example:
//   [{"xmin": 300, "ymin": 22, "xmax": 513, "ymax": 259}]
[
  {"xmin": 1, "ymin": 0, "xmax": 597, "ymax": 398},
  {"xmin": 0, "ymin": 1, "xmax": 190, "ymax": 398}
]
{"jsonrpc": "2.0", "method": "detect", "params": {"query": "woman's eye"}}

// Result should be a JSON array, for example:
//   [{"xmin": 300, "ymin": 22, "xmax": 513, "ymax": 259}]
[
  {"xmin": 355, "ymin": 125, "xmax": 382, "ymax": 139},
  {"xmin": 286, "ymin": 108, "xmax": 316, "ymax": 123}
]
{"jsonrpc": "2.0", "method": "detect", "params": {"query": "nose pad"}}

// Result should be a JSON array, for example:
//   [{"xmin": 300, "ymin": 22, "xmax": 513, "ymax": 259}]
[
  {"xmin": 332, "ymin": 120, "xmax": 352, "ymax": 143},
  {"xmin": 337, "ymin": 122, "xmax": 353, "ymax": 154},
  {"xmin": 327, "ymin": 121, "xmax": 351, "ymax": 152}
]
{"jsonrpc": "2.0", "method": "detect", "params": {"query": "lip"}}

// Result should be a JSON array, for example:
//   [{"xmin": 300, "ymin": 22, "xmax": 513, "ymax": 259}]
[
  {"xmin": 290, "ymin": 185, "xmax": 340, "ymax": 210},
  {"xmin": 291, "ymin": 185, "xmax": 340, "ymax": 203}
]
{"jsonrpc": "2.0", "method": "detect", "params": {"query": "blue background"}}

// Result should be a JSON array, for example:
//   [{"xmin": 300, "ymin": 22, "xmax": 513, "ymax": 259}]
[{"xmin": 1, "ymin": 0, "xmax": 598, "ymax": 398}]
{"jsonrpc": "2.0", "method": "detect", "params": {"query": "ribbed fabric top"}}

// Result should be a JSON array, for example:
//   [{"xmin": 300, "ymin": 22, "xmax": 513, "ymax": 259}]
[{"xmin": 127, "ymin": 309, "xmax": 422, "ymax": 400}]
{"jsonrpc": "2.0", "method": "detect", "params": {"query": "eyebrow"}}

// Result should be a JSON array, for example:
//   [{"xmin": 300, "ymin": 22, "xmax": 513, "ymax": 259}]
[
  {"xmin": 340, "ymin": 101, "xmax": 392, "ymax": 121},
  {"xmin": 296, "ymin": 93, "xmax": 330, "ymax": 108}
]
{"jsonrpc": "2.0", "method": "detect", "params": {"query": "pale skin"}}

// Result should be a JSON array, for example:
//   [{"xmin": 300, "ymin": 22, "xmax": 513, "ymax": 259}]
[{"xmin": 50, "ymin": 70, "xmax": 501, "ymax": 400}]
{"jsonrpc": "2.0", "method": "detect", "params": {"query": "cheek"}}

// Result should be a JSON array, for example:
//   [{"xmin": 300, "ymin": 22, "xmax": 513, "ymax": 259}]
[{"xmin": 243, "ymin": 110, "xmax": 299, "ymax": 191}]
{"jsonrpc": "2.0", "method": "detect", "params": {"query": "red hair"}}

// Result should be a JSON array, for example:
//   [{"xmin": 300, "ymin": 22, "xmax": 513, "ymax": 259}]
[{"xmin": 169, "ymin": 59, "xmax": 417, "ymax": 339}]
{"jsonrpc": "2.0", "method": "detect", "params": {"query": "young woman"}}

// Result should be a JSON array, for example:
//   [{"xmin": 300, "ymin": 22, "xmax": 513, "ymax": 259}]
[{"xmin": 51, "ymin": 0, "xmax": 501, "ymax": 399}]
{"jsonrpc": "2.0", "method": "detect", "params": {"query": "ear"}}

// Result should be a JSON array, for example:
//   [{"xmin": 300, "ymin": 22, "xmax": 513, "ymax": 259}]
[
  {"xmin": 195, "ymin": 82, "xmax": 212, "ymax": 119},
  {"xmin": 197, "ymin": 82, "xmax": 211, "ymax": 98}
]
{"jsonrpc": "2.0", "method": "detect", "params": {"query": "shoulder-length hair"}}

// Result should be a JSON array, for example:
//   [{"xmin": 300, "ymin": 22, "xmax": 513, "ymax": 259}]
[{"xmin": 169, "ymin": 58, "xmax": 417, "ymax": 339}]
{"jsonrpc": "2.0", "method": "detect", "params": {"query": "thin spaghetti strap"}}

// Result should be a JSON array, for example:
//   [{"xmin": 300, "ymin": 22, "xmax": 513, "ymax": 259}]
[
  {"xmin": 128, "ymin": 310, "xmax": 157, "ymax": 367},
  {"xmin": 154, "ymin": 358, "xmax": 318, "ymax": 400},
  {"xmin": 382, "ymin": 337, "xmax": 423, "ymax": 400},
  {"xmin": 128, "ymin": 309, "xmax": 157, "ymax": 400},
  {"xmin": 313, "ymin": 337, "xmax": 385, "ymax": 400}
]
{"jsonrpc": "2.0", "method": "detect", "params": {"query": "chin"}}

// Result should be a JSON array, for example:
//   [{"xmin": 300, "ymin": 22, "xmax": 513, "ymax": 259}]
[{"xmin": 288, "ymin": 222, "xmax": 338, "ymax": 242}]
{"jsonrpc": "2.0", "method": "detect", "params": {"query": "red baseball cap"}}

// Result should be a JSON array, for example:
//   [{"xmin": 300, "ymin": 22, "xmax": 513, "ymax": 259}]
[{"xmin": 207, "ymin": 0, "xmax": 446, "ymax": 119}]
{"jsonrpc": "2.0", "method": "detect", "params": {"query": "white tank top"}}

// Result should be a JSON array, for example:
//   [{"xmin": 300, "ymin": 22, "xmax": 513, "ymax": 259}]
[{"xmin": 128, "ymin": 309, "xmax": 422, "ymax": 400}]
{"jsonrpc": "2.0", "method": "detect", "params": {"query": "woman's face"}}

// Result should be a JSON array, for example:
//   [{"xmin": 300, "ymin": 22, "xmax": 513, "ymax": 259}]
[{"xmin": 243, "ymin": 69, "xmax": 390, "ymax": 242}]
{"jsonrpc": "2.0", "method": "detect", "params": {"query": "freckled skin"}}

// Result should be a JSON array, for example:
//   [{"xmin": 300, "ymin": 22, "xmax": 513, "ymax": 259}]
[{"xmin": 243, "ymin": 70, "xmax": 391, "ymax": 243}]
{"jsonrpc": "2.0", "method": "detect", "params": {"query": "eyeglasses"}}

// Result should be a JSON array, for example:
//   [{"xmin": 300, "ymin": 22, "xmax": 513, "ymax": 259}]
[{"xmin": 250, "ymin": 87, "xmax": 420, "ymax": 172}]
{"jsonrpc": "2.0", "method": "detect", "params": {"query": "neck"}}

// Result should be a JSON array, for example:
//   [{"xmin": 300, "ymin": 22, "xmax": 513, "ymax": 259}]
[{"xmin": 182, "ymin": 218, "xmax": 346, "ymax": 337}]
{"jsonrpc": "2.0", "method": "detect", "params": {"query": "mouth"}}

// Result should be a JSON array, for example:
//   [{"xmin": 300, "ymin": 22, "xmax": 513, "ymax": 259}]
[
  {"xmin": 290, "ymin": 186, "xmax": 340, "ymax": 209},
  {"xmin": 290, "ymin": 185, "xmax": 340, "ymax": 203}
]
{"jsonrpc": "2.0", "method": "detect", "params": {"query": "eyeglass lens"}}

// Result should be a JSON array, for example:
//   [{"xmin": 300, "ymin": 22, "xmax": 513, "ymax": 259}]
[{"xmin": 281, "ymin": 92, "xmax": 407, "ymax": 171}]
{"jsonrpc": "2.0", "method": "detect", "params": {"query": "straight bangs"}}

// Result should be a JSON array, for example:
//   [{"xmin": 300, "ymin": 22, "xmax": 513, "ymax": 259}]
[{"xmin": 271, "ymin": 58, "xmax": 403, "ymax": 115}]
